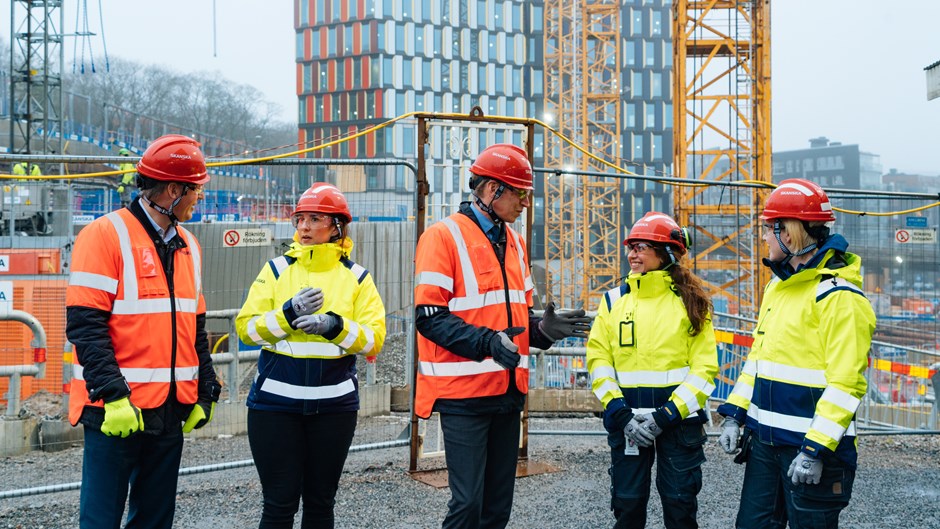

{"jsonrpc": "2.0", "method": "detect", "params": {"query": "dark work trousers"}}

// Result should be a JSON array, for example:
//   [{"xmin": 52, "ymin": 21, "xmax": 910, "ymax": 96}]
[
  {"xmin": 736, "ymin": 439, "xmax": 855, "ymax": 529},
  {"xmin": 79, "ymin": 426, "xmax": 184, "ymax": 529},
  {"xmin": 247, "ymin": 409, "xmax": 357, "ymax": 529},
  {"xmin": 439, "ymin": 411, "xmax": 521, "ymax": 529},
  {"xmin": 608, "ymin": 422, "xmax": 707, "ymax": 529}
]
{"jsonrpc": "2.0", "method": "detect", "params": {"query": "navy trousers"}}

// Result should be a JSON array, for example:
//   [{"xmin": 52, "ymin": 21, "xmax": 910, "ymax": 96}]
[
  {"xmin": 439, "ymin": 411, "xmax": 521, "ymax": 529},
  {"xmin": 79, "ymin": 426, "xmax": 184, "ymax": 529}
]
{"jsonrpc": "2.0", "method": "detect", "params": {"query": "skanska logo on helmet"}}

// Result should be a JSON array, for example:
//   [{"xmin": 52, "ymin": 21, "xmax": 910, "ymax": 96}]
[
  {"xmin": 491, "ymin": 152, "xmax": 511, "ymax": 161},
  {"xmin": 169, "ymin": 153, "xmax": 193, "ymax": 160}
]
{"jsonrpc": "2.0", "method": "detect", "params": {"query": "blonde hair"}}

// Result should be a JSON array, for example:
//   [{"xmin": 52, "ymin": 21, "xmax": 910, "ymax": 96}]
[{"xmin": 779, "ymin": 218, "xmax": 827, "ymax": 252}]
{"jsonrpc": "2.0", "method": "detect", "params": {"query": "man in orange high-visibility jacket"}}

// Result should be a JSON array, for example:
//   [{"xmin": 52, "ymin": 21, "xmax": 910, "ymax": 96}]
[
  {"xmin": 66, "ymin": 134, "xmax": 222, "ymax": 529},
  {"xmin": 414, "ymin": 143, "xmax": 593, "ymax": 529}
]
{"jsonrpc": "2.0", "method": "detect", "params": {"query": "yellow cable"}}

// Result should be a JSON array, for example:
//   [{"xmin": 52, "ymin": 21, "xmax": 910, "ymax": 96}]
[
  {"xmin": 211, "ymin": 333, "xmax": 229, "ymax": 355},
  {"xmin": 3, "ymin": 111, "xmax": 937, "ymax": 217}
]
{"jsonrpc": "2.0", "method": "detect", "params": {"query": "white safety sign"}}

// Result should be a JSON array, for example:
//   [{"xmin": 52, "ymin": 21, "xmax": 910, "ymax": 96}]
[
  {"xmin": 0, "ymin": 255, "xmax": 8, "ymax": 272},
  {"xmin": 0, "ymin": 280, "xmax": 12, "ymax": 313},
  {"xmin": 223, "ymin": 228, "xmax": 273, "ymax": 247},
  {"xmin": 895, "ymin": 228, "xmax": 936, "ymax": 244}
]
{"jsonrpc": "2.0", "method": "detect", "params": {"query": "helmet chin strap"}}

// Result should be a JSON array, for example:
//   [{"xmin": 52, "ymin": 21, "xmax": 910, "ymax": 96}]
[
  {"xmin": 771, "ymin": 220, "xmax": 817, "ymax": 267},
  {"xmin": 143, "ymin": 188, "xmax": 187, "ymax": 226},
  {"xmin": 473, "ymin": 182, "xmax": 507, "ymax": 224}
]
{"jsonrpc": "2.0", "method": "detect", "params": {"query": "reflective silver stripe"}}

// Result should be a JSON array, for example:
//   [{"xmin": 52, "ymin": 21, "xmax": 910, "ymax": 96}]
[
  {"xmin": 69, "ymin": 271, "xmax": 119, "ymax": 294},
  {"xmin": 271, "ymin": 256, "xmax": 290, "ymax": 276},
  {"xmin": 180, "ymin": 227, "xmax": 202, "ymax": 297},
  {"xmin": 729, "ymin": 379, "xmax": 754, "ymax": 402},
  {"xmin": 507, "ymin": 227, "xmax": 532, "ymax": 293},
  {"xmin": 604, "ymin": 286, "xmax": 624, "ymax": 309},
  {"xmin": 632, "ymin": 407, "xmax": 656, "ymax": 415},
  {"xmin": 683, "ymin": 374, "xmax": 716, "ymax": 396},
  {"xmin": 349, "ymin": 262, "xmax": 367, "ymax": 282},
  {"xmin": 819, "ymin": 386, "xmax": 861, "ymax": 414},
  {"xmin": 105, "ymin": 212, "xmax": 138, "ymax": 303},
  {"xmin": 441, "ymin": 217, "xmax": 479, "ymax": 294},
  {"xmin": 265, "ymin": 311, "xmax": 290, "ymax": 340},
  {"xmin": 741, "ymin": 360, "xmax": 757, "ymax": 376},
  {"xmin": 817, "ymin": 277, "xmax": 862, "ymax": 298},
  {"xmin": 750, "ymin": 403, "xmax": 857, "ymax": 437},
  {"xmin": 415, "ymin": 271, "xmax": 454, "ymax": 292},
  {"xmin": 260, "ymin": 377, "xmax": 356, "ymax": 400},
  {"xmin": 419, "ymin": 354, "xmax": 530, "ymax": 376},
  {"xmin": 673, "ymin": 385, "xmax": 702, "ymax": 414},
  {"xmin": 592, "ymin": 379, "xmax": 621, "ymax": 401},
  {"xmin": 72, "ymin": 365, "xmax": 198, "ymax": 382},
  {"xmin": 247, "ymin": 316, "xmax": 272, "ymax": 346},
  {"xmin": 590, "ymin": 365, "xmax": 618, "ymax": 383},
  {"xmin": 272, "ymin": 340, "xmax": 344, "ymax": 358},
  {"xmin": 810, "ymin": 414, "xmax": 849, "ymax": 441},
  {"xmin": 339, "ymin": 320, "xmax": 360, "ymax": 350},
  {"xmin": 755, "ymin": 360, "xmax": 827, "ymax": 387},
  {"xmin": 449, "ymin": 289, "xmax": 528, "ymax": 312},
  {"xmin": 112, "ymin": 297, "xmax": 198, "ymax": 315},
  {"xmin": 616, "ymin": 366, "xmax": 690, "ymax": 387}
]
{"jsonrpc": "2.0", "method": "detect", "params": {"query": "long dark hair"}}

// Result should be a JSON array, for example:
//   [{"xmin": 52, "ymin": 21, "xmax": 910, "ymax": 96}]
[{"xmin": 652, "ymin": 246, "xmax": 712, "ymax": 335}]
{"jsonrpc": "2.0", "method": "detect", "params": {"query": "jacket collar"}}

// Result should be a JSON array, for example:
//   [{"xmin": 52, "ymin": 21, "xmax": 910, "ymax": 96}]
[
  {"xmin": 285, "ymin": 238, "xmax": 353, "ymax": 272},
  {"xmin": 625, "ymin": 270, "xmax": 675, "ymax": 298},
  {"xmin": 764, "ymin": 234, "xmax": 858, "ymax": 283}
]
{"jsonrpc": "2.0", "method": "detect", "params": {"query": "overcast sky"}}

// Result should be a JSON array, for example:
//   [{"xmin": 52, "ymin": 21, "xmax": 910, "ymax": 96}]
[{"xmin": 4, "ymin": 0, "xmax": 939, "ymax": 174}]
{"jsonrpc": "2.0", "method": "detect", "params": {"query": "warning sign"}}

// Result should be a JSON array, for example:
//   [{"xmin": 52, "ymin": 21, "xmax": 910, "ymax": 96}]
[
  {"xmin": 223, "ymin": 228, "xmax": 272, "ymax": 247},
  {"xmin": 895, "ymin": 228, "xmax": 936, "ymax": 244}
]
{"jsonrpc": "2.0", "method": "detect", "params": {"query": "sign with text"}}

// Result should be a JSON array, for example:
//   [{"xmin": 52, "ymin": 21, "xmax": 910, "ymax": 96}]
[
  {"xmin": 223, "ymin": 228, "xmax": 272, "ymax": 247},
  {"xmin": 0, "ymin": 280, "xmax": 12, "ymax": 313},
  {"xmin": 895, "ymin": 228, "xmax": 937, "ymax": 244},
  {"xmin": 906, "ymin": 216, "xmax": 928, "ymax": 228},
  {"xmin": 0, "ymin": 255, "xmax": 8, "ymax": 272}
]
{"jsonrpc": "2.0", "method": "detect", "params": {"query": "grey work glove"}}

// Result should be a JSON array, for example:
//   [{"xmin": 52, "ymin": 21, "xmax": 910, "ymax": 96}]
[
  {"xmin": 636, "ymin": 412, "xmax": 663, "ymax": 441},
  {"xmin": 538, "ymin": 301, "xmax": 593, "ymax": 341},
  {"xmin": 624, "ymin": 415, "xmax": 656, "ymax": 447},
  {"xmin": 788, "ymin": 452, "xmax": 823, "ymax": 485},
  {"xmin": 717, "ymin": 417, "xmax": 741, "ymax": 454},
  {"xmin": 487, "ymin": 327, "xmax": 523, "ymax": 370},
  {"xmin": 293, "ymin": 313, "xmax": 339, "ymax": 335},
  {"xmin": 291, "ymin": 287, "xmax": 324, "ymax": 316}
]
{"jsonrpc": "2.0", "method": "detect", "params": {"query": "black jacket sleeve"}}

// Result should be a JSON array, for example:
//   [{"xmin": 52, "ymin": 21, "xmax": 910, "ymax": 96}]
[
  {"xmin": 528, "ymin": 310, "xmax": 555, "ymax": 350},
  {"xmin": 65, "ymin": 306, "xmax": 129, "ymax": 403},
  {"xmin": 194, "ymin": 313, "xmax": 222, "ymax": 402},
  {"xmin": 415, "ymin": 304, "xmax": 494, "ymax": 361}
]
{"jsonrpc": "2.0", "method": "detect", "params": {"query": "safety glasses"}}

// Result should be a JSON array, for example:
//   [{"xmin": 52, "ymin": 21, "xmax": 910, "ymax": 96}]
[
  {"xmin": 506, "ymin": 185, "xmax": 532, "ymax": 201},
  {"xmin": 626, "ymin": 242, "xmax": 655, "ymax": 253},
  {"xmin": 291, "ymin": 213, "xmax": 332, "ymax": 228}
]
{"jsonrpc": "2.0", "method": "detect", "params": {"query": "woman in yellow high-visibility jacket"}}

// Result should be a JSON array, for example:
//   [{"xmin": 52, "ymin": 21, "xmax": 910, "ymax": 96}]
[
  {"xmin": 587, "ymin": 211, "xmax": 718, "ymax": 529},
  {"xmin": 717, "ymin": 178, "xmax": 876, "ymax": 529},
  {"xmin": 236, "ymin": 183, "xmax": 386, "ymax": 529}
]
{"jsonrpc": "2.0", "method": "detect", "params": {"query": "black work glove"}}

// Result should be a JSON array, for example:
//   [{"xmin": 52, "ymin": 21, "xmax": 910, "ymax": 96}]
[
  {"xmin": 602, "ymin": 398, "xmax": 634, "ymax": 433},
  {"xmin": 486, "ymin": 327, "xmax": 524, "ymax": 369},
  {"xmin": 538, "ymin": 301, "xmax": 593, "ymax": 341}
]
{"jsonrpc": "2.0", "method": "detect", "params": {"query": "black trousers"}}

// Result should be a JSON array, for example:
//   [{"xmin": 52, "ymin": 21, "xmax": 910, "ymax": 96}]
[
  {"xmin": 247, "ymin": 409, "xmax": 357, "ymax": 529},
  {"xmin": 439, "ymin": 411, "xmax": 521, "ymax": 529}
]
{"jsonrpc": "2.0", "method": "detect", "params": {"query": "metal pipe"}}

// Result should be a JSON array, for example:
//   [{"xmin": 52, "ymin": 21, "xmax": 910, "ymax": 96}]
[{"xmin": 0, "ymin": 308, "xmax": 48, "ymax": 415}]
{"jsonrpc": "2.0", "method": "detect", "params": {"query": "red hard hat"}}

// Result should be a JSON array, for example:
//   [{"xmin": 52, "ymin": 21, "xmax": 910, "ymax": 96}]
[
  {"xmin": 293, "ymin": 183, "xmax": 352, "ymax": 223},
  {"xmin": 136, "ymin": 134, "xmax": 209, "ymax": 185},
  {"xmin": 625, "ymin": 212, "xmax": 688, "ymax": 252},
  {"xmin": 470, "ymin": 143, "xmax": 534, "ymax": 190},
  {"xmin": 761, "ymin": 178, "xmax": 835, "ymax": 223}
]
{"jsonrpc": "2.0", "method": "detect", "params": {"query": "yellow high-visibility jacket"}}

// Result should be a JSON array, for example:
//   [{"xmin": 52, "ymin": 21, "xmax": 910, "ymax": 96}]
[
  {"xmin": 587, "ymin": 270, "xmax": 718, "ymax": 427},
  {"xmin": 718, "ymin": 238, "xmax": 875, "ymax": 467},
  {"xmin": 236, "ymin": 237, "xmax": 386, "ymax": 413}
]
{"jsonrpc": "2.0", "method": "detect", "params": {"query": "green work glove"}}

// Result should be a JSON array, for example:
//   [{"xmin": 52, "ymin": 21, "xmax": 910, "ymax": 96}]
[
  {"xmin": 101, "ymin": 397, "xmax": 144, "ymax": 438},
  {"xmin": 182, "ymin": 401, "xmax": 216, "ymax": 433}
]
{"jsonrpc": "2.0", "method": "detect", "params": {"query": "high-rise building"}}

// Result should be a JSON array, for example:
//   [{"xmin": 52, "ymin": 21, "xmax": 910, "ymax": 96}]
[{"xmin": 294, "ymin": 0, "xmax": 545, "ymax": 219}]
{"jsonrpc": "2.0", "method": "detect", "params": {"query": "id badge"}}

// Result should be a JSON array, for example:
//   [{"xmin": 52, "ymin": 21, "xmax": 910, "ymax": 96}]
[
  {"xmin": 619, "ymin": 321, "xmax": 635, "ymax": 347},
  {"xmin": 625, "ymin": 437, "xmax": 639, "ymax": 456}
]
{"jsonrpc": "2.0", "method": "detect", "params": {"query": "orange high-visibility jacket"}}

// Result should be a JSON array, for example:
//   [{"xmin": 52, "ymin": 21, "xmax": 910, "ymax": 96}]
[
  {"xmin": 414, "ymin": 212, "xmax": 533, "ymax": 418},
  {"xmin": 66, "ymin": 208, "xmax": 204, "ymax": 425}
]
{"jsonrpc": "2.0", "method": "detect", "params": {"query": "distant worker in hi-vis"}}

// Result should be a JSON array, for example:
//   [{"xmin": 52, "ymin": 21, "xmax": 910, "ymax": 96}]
[
  {"xmin": 117, "ymin": 147, "xmax": 138, "ymax": 207},
  {"xmin": 66, "ymin": 134, "xmax": 222, "ymax": 529},
  {"xmin": 717, "ymin": 178, "xmax": 876, "ymax": 529},
  {"xmin": 586, "ymin": 211, "xmax": 718, "ymax": 529},
  {"xmin": 414, "ymin": 143, "xmax": 592, "ymax": 529},
  {"xmin": 236, "ymin": 182, "xmax": 386, "ymax": 529}
]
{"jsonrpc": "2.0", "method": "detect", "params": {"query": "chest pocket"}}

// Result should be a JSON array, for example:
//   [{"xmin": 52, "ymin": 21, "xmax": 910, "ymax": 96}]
[
  {"xmin": 468, "ymin": 243, "xmax": 502, "ymax": 292},
  {"xmin": 133, "ymin": 246, "xmax": 169, "ymax": 298}
]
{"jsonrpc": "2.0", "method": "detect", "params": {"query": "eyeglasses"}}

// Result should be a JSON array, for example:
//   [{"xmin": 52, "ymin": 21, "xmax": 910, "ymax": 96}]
[
  {"xmin": 292, "ymin": 213, "xmax": 332, "ymax": 227},
  {"xmin": 761, "ymin": 223, "xmax": 783, "ymax": 233},
  {"xmin": 626, "ymin": 242, "xmax": 655, "ymax": 253},
  {"xmin": 506, "ymin": 186, "xmax": 532, "ymax": 201},
  {"xmin": 184, "ymin": 184, "xmax": 205, "ymax": 196}
]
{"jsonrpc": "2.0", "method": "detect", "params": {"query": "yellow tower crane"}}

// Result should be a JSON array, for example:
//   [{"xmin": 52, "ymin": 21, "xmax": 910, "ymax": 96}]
[
  {"xmin": 672, "ymin": 0, "xmax": 773, "ymax": 318},
  {"xmin": 544, "ymin": 0, "xmax": 622, "ymax": 310}
]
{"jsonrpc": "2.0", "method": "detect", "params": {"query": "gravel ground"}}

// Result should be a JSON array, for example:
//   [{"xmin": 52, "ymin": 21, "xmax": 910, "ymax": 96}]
[{"xmin": 1, "ymin": 414, "xmax": 938, "ymax": 529}]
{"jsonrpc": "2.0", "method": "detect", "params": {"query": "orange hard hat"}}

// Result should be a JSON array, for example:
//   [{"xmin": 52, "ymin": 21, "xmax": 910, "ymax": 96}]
[
  {"xmin": 625, "ymin": 212, "xmax": 689, "ymax": 253},
  {"xmin": 470, "ymin": 143, "xmax": 533, "ymax": 190},
  {"xmin": 293, "ymin": 183, "xmax": 352, "ymax": 223},
  {"xmin": 136, "ymin": 134, "xmax": 209, "ymax": 185},
  {"xmin": 761, "ymin": 178, "xmax": 835, "ymax": 223}
]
